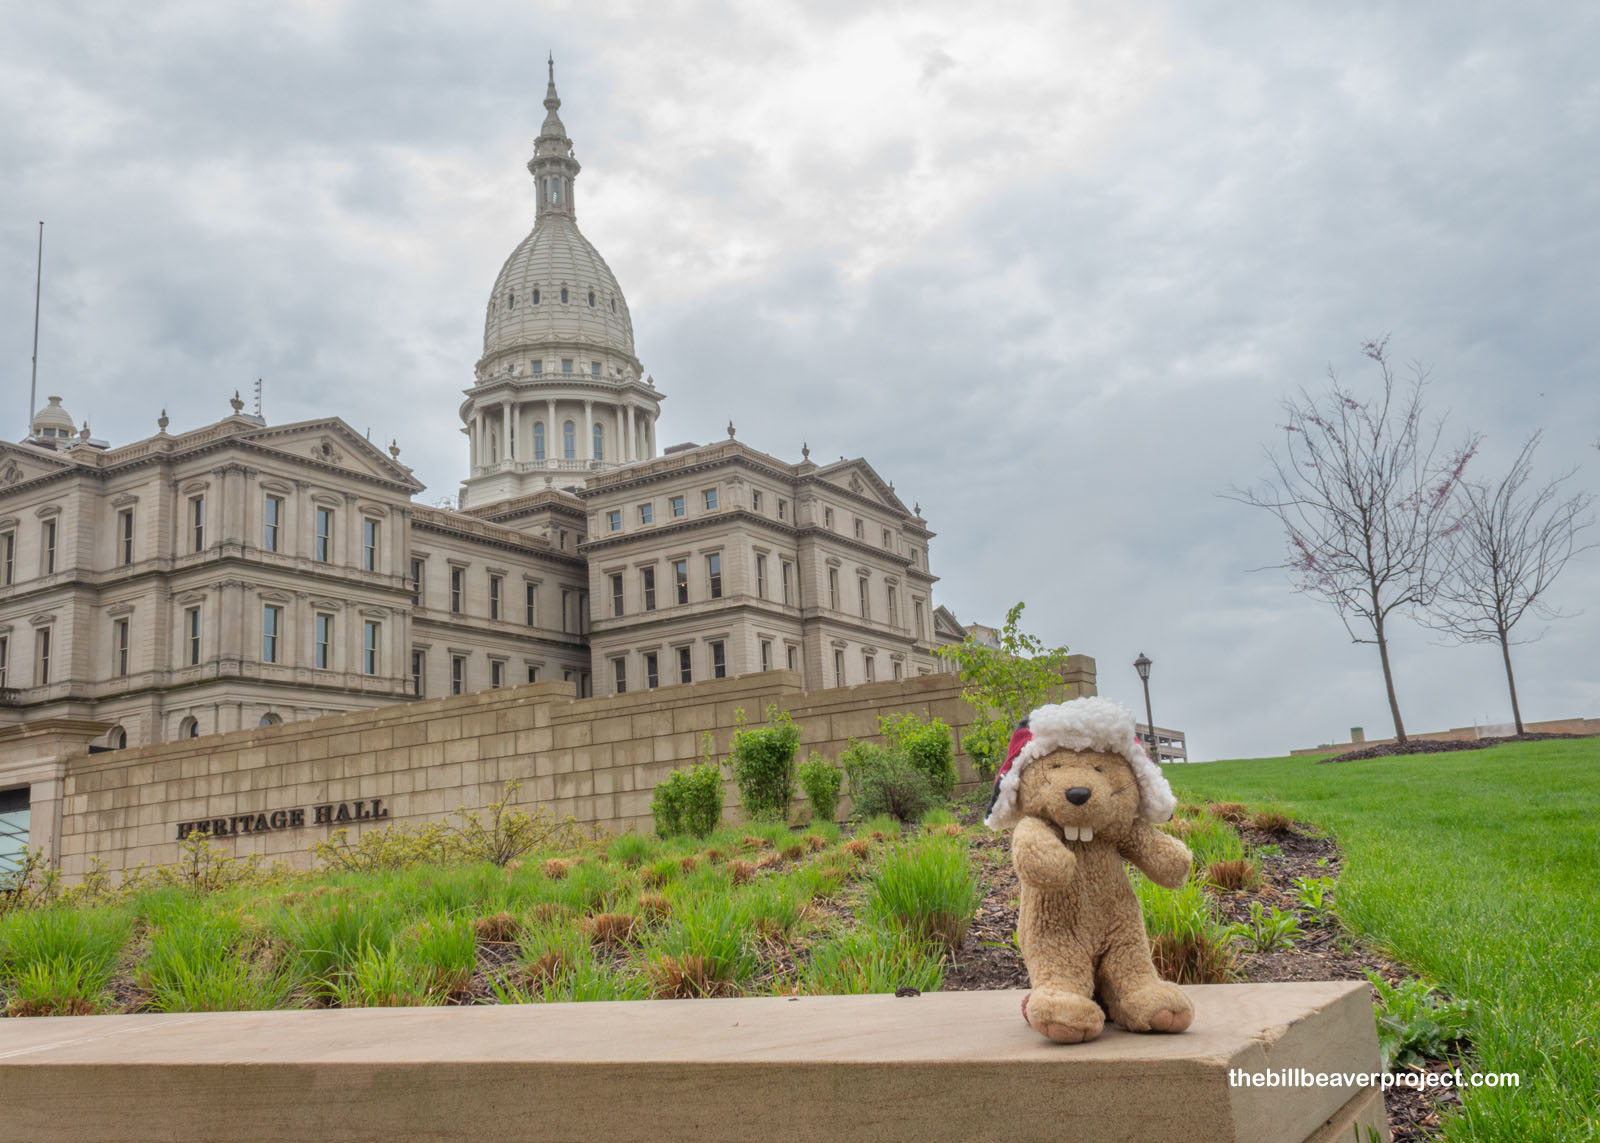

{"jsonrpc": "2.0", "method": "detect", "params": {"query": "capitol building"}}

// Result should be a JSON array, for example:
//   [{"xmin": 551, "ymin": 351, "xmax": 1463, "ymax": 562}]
[{"xmin": 0, "ymin": 65, "xmax": 954, "ymax": 757}]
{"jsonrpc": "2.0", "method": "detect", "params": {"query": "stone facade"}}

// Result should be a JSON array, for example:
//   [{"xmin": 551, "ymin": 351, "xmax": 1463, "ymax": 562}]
[{"xmin": 33, "ymin": 662, "xmax": 1096, "ymax": 879}]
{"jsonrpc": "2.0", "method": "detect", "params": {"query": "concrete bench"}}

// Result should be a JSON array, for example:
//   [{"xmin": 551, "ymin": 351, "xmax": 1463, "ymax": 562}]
[{"xmin": 0, "ymin": 982, "xmax": 1386, "ymax": 1143}]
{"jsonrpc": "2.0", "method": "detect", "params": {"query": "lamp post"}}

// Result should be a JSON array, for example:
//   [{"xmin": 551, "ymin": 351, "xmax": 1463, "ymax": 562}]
[{"xmin": 1133, "ymin": 652, "xmax": 1155, "ymax": 760}]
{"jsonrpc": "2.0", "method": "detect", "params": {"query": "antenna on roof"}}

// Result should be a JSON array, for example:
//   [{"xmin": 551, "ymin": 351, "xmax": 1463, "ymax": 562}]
[
  {"xmin": 253, "ymin": 377, "xmax": 262, "ymax": 419},
  {"xmin": 27, "ymin": 221, "xmax": 43, "ymax": 438}
]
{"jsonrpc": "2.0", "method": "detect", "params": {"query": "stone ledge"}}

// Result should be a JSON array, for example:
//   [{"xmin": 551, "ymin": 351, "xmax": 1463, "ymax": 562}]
[{"xmin": 0, "ymin": 982, "xmax": 1387, "ymax": 1143}]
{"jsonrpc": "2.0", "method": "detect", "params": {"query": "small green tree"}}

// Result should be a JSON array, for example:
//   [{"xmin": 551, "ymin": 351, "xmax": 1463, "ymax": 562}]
[
  {"xmin": 936, "ymin": 602, "xmax": 1070, "ymax": 779},
  {"xmin": 878, "ymin": 713, "xmax": 956, "ymax": 798},
  {"xmin": 797, "ymin": 752, "xmax": 844, "ymax": 823},
  {"xmin": 728, "ymin": 705, "xmax": 802, "ymax": 822}
]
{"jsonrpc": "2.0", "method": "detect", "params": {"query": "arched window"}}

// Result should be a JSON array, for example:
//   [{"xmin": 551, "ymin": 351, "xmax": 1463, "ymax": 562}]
[
  {"xmin": 593, "ymin": 422, "xmax": 605, "ymax": 461},
  {"xmin": 562, "ymin": 421, "xmax": 576, "ymax": 459},
  {"xmin": 533, "ymin": 422, "xmax": 546, "ymax": 461},
  {"xmin": 258, "ymin": 712, "xmax": 282, "ymax": 727},
  {"xmin": 532, "ymin": 288, "xmax": 540, "ymax": 304},
  {"xmin": 610, "ymin": 298, "xmax": 616, "ymax": 313},
  {"xmin": 507, "ymin": 293, "xmax": 515, "ymax": 309},
  {"xmin": 560, "ymin": 287, "xmax": 569, "ymax": 304},
  {"xmin": 587, "ymin": 290, "xmax": 595, "ymax": 307},
  {"xmin": 108, "ymin": 726, "xmax": 127, "ymax": 750},
  {"xmin": 180, "ymin": 716, "xmax": 199, "ymax": 739}
]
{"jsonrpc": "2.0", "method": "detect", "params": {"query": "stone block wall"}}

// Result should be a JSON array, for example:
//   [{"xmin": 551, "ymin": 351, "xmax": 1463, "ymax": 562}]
[{"xmin": 49, "ymin": 655, "xmax": 1095, "ymax": 878}]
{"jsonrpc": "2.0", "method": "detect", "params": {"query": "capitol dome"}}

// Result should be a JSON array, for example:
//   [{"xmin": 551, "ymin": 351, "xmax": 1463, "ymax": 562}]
[
  {"xmin": 458, "ymin": 59, "xmax": 663, "ymax": 509},
  {"xmin": 480, "ymin": 215, "xmax": 636, "ymax": 371}
]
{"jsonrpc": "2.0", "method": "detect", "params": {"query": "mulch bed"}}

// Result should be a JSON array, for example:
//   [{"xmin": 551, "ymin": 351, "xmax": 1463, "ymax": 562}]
[
  {"xmin": 1323, "ymin": 731, "xmax": 1592, "ymax": 763},
  {"xmin": 940, "ymin": 803, "xmax": 1462, "ymax": 1143}
]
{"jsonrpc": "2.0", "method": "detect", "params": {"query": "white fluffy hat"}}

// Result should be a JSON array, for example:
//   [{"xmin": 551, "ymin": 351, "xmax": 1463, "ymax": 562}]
[{"xmin": 983, "ymin": 697, "xmax": 1177, "ymax": 831}]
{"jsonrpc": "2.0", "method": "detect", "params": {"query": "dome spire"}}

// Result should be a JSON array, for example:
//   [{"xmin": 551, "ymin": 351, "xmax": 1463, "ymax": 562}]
[{"xmin": 528, "ymin": 53, "xmax": 581, "ymax": 223}]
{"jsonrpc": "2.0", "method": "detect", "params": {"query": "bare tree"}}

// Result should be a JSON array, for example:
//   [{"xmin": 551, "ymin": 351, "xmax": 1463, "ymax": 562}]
[
  {"xmin": 1226, "ymin": 338, "xmax": 1478, "ymax": 746},
  {"xmin": 1427, "ymin": 433, "xmax": 1595, "ymax": 734}
]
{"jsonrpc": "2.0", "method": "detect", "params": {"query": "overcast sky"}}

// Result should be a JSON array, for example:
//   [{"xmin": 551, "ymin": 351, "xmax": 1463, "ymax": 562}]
[{"xmin": 4, "ymin": 1, "xmax": 1597, "ymax": 760}]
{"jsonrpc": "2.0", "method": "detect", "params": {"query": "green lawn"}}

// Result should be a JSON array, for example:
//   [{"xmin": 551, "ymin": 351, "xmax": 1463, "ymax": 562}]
[{"xmin": 1165, "ymin": 740, "xmax": 1600, "ymax": 1143}]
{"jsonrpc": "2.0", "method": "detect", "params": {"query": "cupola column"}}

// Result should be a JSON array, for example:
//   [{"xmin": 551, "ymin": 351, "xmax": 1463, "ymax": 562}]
[
  {"xmin": 501, "ymin": 399, "xmax": 513, "ymax": 463},
  {"xmin": 583, "ymin": 400, "xmax": 594, "ymax": 463},
  {"xmin": 546, "ymin": 399, "xmax": 557, "ymax": 462}
]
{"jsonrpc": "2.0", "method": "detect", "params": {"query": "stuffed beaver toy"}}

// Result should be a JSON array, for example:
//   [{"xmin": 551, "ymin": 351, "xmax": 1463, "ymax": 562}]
[{"xmin": 986, "ymin": 697, "xmax": 1194, "ymax": 1044}]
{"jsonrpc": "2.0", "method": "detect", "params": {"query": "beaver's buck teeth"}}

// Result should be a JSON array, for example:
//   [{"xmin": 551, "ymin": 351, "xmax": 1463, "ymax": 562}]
[
  {"xmin": 1080, "ymin": 826, "xmax": 1094, "ymax": 842},
  {"xmin": 1062, "ymin": 826, "xmax": 1080, "ymax": 842}
]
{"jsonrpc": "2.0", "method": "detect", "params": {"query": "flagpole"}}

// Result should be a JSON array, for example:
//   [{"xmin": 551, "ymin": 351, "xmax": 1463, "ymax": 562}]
[{"xmin": 28, "ymin": 221, "xmax": 43, "ymax": 438}]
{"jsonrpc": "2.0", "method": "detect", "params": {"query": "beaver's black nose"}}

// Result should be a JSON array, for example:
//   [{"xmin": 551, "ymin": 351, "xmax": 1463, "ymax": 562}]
[{"xmin": 1065, "ymin": 787, "xmax": 1091, "ymax": 806}]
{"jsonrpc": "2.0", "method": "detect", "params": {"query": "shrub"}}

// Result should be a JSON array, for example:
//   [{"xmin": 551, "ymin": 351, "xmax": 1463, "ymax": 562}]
[
  {"xmin": 867, "ymin": 838, "xmax": 984, "ymax": 954},
  {"xmin": 879, "ymin": 713, "xmax": 957, "ymax": 798},
  {"xmin": 851, "ymin": 756, "xmax": 935, "ymax": 824},
  {"xmin": 729, "ymin": 706, "xmax": 802, "ymax": 822},
  {"xmin": 797, "ymin": 753, "xmax": 844, "ymax": 824},
  {"xmin": 451, "ymin": 781, "xmax": 585, "ymax": 867},
  {"xmin": 652, "ymin": 760, "xmax": 725, "ymax": 840}
]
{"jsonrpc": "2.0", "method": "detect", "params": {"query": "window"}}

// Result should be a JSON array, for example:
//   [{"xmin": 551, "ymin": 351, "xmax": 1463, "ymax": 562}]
[
  {"xmin": 612, "ymin": 658, "xmax": 626, "ymax": 694},
  {"xmin": 755, "ymin": 554, "xmax": 767, "ymax": 598},
  {"xmin": 450, "ymin": 567, "xmax": 464, "ymax": 613},
  {"xmin": 752, "ymin": 490, "xmax": 763, "ymax": 513},
  {"xmin": 563, "ymin": 420, "xmax": 576, "ymax": 458},
  {"xmin": 588, "ymin": 290, "xmax": 596, "ymax": 307},
  {"xmin": 864, "ymin": 653, "xmax": 876, "ymax": 683},
  {"xmin": 781, "ymin": 561, "xmax": 793, "ymax": 605},
  {"xmin": 777, "ymin": 499, "xmax": 787, "ymax": 521},
  {"xmin": 859, "ymin": 578, "xmax": 870, "ymax": 619},
  {"xmin": 883, "ymin": 527, "xmax": 892, "ymax": 548},
  {"xmin": 411, "ymin": 649, "xmax": 425, "ymax": 697},
  {"xmin": 534, "ymin": 422, "xmax": 546, "ymax": 460},
  {"xmin": 113, "ymin": 618, "xmax": 130, "ymax": 677},
  {"xmin": 0, "ymin": 531, "xmax": 12, "ymax": 585},
  {"xmin": 645, "ymin": 652, "xmax": 659, "ymax": 689},
  {"xmin": 915, "ymin": 601, "xmax": 925, "ymax": 641},
  {"xmin": 451, "ymin": 655, "xmax": 465, "ymax": 695},
  {"xmin": 673, "ymin": 560, "xmax": 688, "ymax": 605},
  {"xmin": 410, "ymin": 558, "xmax": 424, "ymax": 605},
  {"xmin": 706, "ymin": 553, "xmax": 722, "ymax": 599},
  {"xmin": 314, "ymin": 507, "xmax": 333, "ymax": 562},
  {"xmin": 833, "ymin": 649, "xmax": 845, "ymax": 686},
  {"xmin": 610, "ymin": 573, "xmax": 624, "ymax": 617},
  {"xmin": 828, "ymin": 568, "xmax": 839, "ymax": 610},
  {"xmin": 887, "ymin": 585, "xmax": 897, "ymax": 622},
  {"xmin": 561, "ymin": 358, "xmax": 573, "ymax": 374},
  {"xmin": 42, "ymin": 518, "xmax": 57, "ymax": 574},
  {"xmin": 594, "ymin": 423, "xmax": 605, "ymax": 460},
  {"xmin": 678, "ymin": 646, "xmax": 692, "ymax": 684},
  {"xmin": 363, "ymin": 621, "xmax": 380, "ymax": 675},
  {"xmin": 314, "ymin": 614, "xmax": 332, "ymax": 670},
  {"xmin": 190, "ymin": 497, "xmax": 204, "ymax": 553},
  {"xmin": 118, "ymin": 508, "xmax": 134, "ymax": 566},
  {"xmin": 262, "ymin": 605, "xmax": 281, "ymax": 664},
  {"xmin": 527, "ymin": 664, "xmax": 540, "ymax": 683},
  {"xmin": 670, "ymin": 495, "xmax": 685, "ymax": 518},
  {"xmin": 824, "ymin": 507, "xmax": 834, "ymax": 529},
  {"xmin": 590, "ymin": 361, "xmax": 601, "ymax": 377},
  {"xmin": 561, "ymin": 588, "xmax": 572, "ymax": 633},
  {"xmin": 181, "ymin": 716, "xmax": 199, "ymax": 739},
  {"xmin": 532, "ymin": 290, "xmax": 541, "ymax": 306},
  {"xmin": 263, "ymin": 495, "xmax": 282, "ymax": 553},
  {"xmin": 786, "ymin": 645, "xmax": 797, "ymax": 671},
  {"xmin": 607, "ymin": 510, "xmax": 622, "ymax": 533},
  {"xmin": 893, "ymin": 661, "xmax": 903, "ymax": 681},
  {"xmin": 489, "ymin": 575, "xmax": 503, "ymax": 620},
  {"xmin": 703, "ymin": 489, "xmax": 718, "ymax": 511},
  {"xmin": 638, "ymin": 503, "xmax": 653, "ymax": 525},
  {"xmin": 491, "ymin": 660, "xmax": 505, "ymax": 689},
  {"xmin": 560, "ymin": 288, "xmax": 569, "ymax": 304},
  {"xmin": 642, "ymin": 567, "xmax": 656, "ymax": 611},
  {"xmin": 363, "ymin": 519, "xmax": 379, "ymax": 571},
  {"xmin": 711, "ymin": 641, "xmax": 726, "ymax": 679},
  {"xmin": 525, "ymin": 582, "xmax": 538, "ymax": 625},
  {"xmin": 0, "ymin": 635, "xmax": 7, "ymax": 687},
  {"xmin": 185, "ymin": 607, "xmax": 201, "ymax": 666},
  {"xmin": 854, "ymin": 518, "xmax": 864, "ymax": 539},
  {"xmin": 35, "ymin": 628, "xmax": 52, "ymax": 685},
  {"xmin": 760, "ymin": 640, "xmax": 771, "ymax": 672}
]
